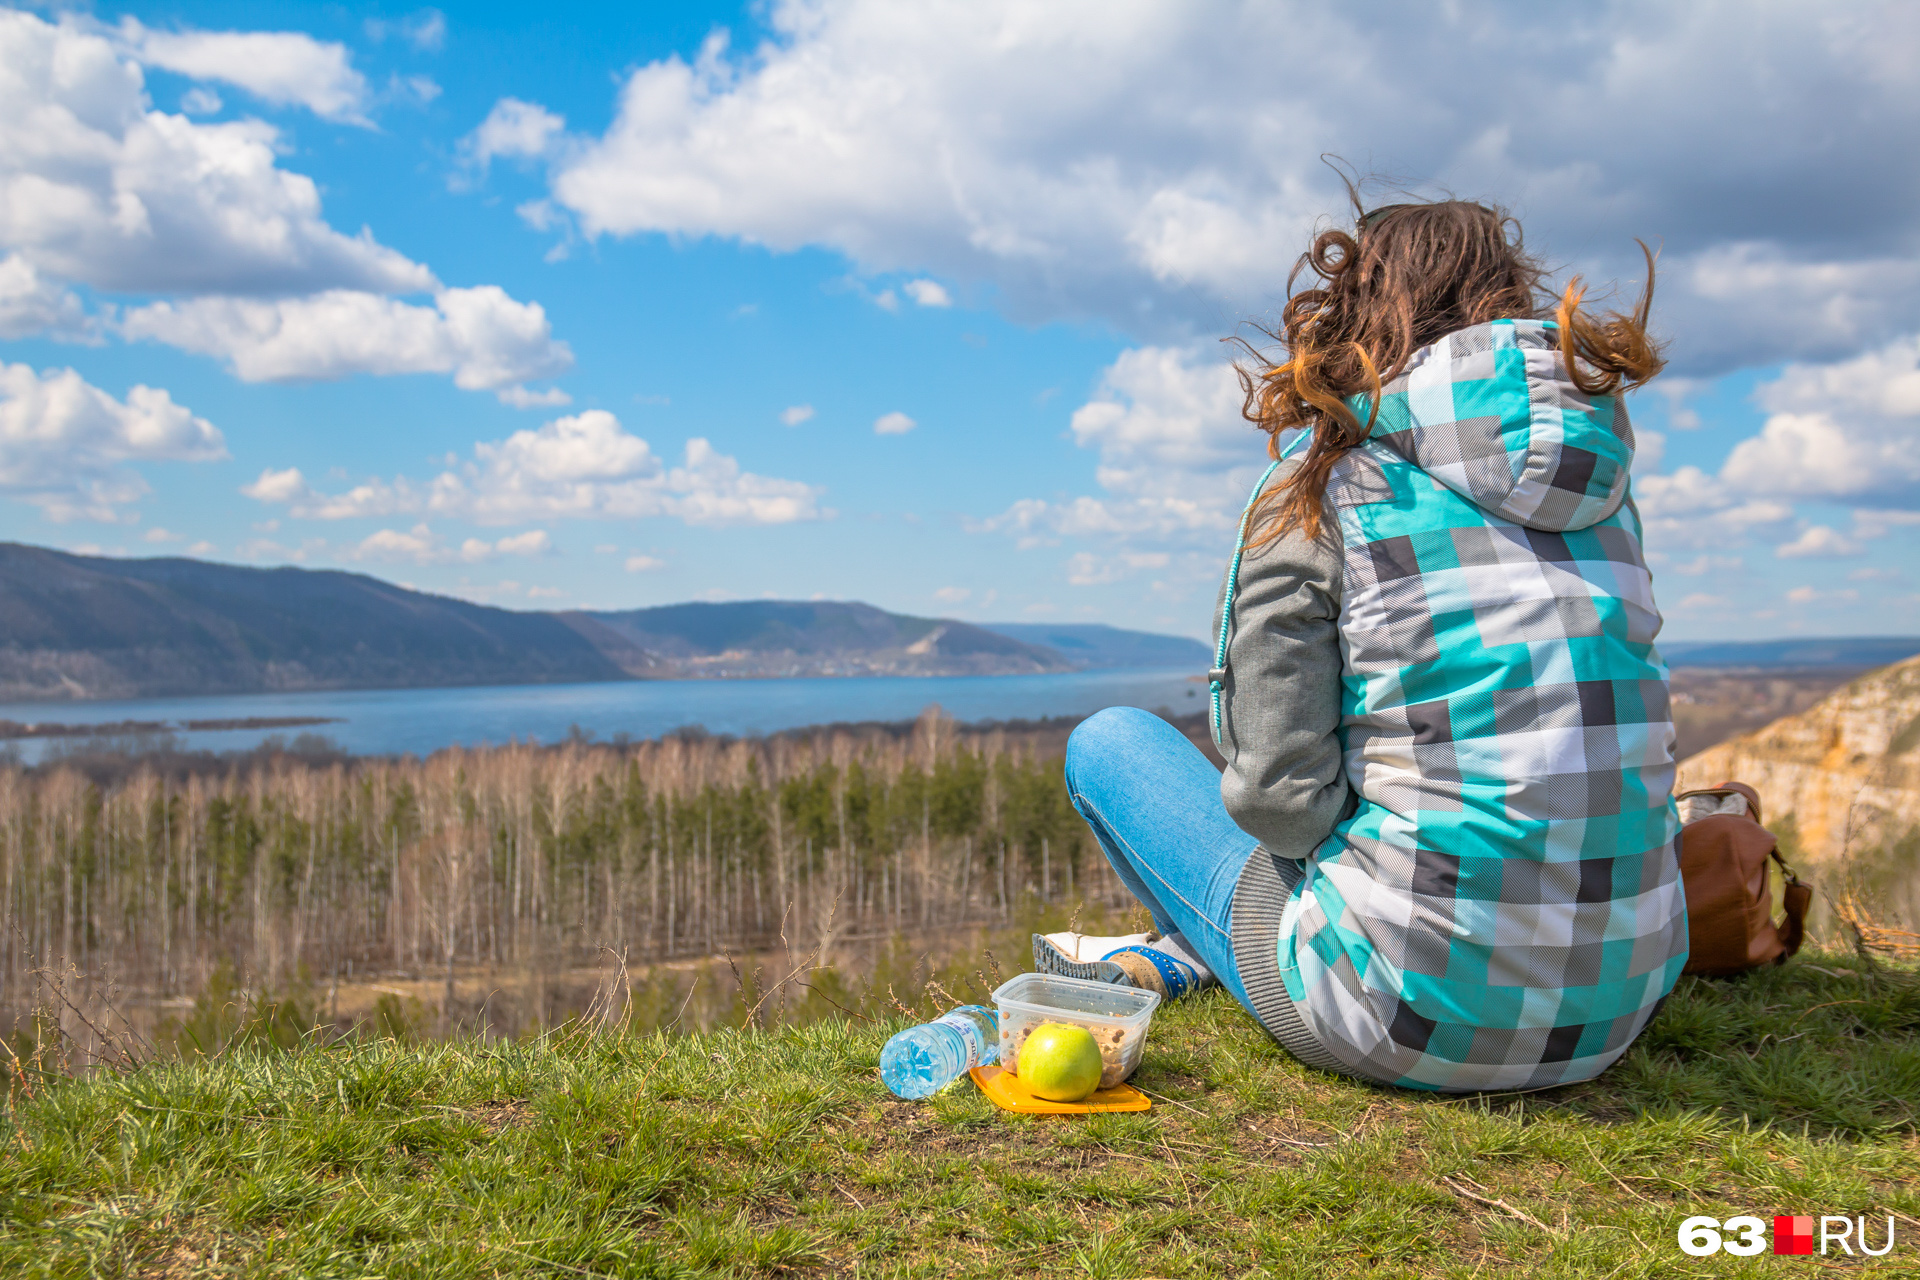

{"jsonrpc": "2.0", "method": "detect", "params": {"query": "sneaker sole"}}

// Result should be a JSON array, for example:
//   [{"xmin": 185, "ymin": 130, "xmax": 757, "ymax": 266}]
[{"xmin": 1030, "ymin": 934, "xmax": 1134, "ymax": 985}]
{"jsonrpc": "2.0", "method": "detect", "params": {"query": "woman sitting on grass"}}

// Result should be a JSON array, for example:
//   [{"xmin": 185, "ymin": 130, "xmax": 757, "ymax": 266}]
[{"xmin": 1038, "ymin": 197, "xmax": 1686, "ymax": 1093}]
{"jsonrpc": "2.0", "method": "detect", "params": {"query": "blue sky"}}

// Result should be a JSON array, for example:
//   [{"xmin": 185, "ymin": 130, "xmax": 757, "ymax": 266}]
[{"xmin": 1, "ymin": 1, "xmax": 1916, "ymax": 640}]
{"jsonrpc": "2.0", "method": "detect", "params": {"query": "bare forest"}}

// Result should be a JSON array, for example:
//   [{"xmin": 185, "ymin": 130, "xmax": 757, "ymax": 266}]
[{"xmin": 2, "ymin": 709, "xmax": 1173, "ymax": 1064}]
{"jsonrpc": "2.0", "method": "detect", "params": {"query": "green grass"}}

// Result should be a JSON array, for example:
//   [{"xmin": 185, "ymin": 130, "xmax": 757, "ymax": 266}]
[{"xmin": 4, "ymin": 953, "xmax": 1918, "ymax": 1277}]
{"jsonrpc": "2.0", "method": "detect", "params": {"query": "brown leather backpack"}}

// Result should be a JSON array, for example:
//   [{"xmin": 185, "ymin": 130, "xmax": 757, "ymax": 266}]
[{"xmin": 1675, "ymin": 781, "xmax": 1812, "ymax": 976}]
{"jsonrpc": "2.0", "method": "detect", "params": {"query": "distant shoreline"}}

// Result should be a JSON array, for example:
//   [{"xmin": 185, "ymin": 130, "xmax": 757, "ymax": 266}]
[
  {"xmin": 0, "ymin": 715, "xmax": 342, "ymax": 740},
  {"xmin": 2, "ymin": 638, "xmax": 1908, "ymax": 771}
]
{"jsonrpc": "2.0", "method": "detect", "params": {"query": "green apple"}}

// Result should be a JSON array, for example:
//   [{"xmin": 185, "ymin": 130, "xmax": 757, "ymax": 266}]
[{"xmin": 1016, "ymin": 1022, "xmax": 1103, "ymax": 1102}]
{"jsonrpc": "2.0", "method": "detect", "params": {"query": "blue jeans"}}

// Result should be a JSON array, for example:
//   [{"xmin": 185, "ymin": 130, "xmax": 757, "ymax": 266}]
[{"xmin": 1064, "ymin": 706, "xmax": 1263, "ymax": 1016}]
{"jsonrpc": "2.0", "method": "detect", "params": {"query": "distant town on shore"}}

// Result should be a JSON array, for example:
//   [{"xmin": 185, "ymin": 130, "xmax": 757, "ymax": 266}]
[{"xmin": 0, "ymin": 542, "xmax": 1213, "ymax": 702}]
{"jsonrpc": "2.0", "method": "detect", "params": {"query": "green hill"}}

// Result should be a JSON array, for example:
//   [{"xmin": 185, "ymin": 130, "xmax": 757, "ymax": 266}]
[
  {"xmin": 0, "ymin": 543, "xmax": 625, "ymax": 701},
  {"xmin": 0, "ymin": 545, "xmax": 1199, "ymax": 699}
]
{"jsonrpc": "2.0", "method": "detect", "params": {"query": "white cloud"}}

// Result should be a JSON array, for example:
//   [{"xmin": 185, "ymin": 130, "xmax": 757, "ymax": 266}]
[
  {"xmin": 1853, "ymin": 509, "xmax": 1920, "ymax": 541},
  {"xmin": 0, "ymin": 11, "xmax": 431, "ymax": 296},
  {"xmin": 497, "ymin": 384, "xmax": 572, "ymax": 409},
  {"xmin": 241, "ymin": 467, "xmax": 314, "ymax": 506},
  {"xmin": 932, "ymin": 586, "xmax": 969, "ymax": 603},
  {"xmin": 1786, "ymin": 585, "xmax": 1861, "ymax": 606},
  {"xmin": 1065, "ymin": 550, "xmax": 1172, "ymax": 586},
  {"xmin": 121, "ymin": 20, "xmax": 372, "ymax": 124},
  {"xmin": 491, "ymin": 529, "xmax": 553, "ymax": 556},
  {"xmin": 464, "ymin": 410, "xmax": 658, "ymax": 491},
  {"xmin": 625, "ymin": 554, "xmax": 666, "ymax": 573},
  {"xmin": 1648, "ymin": 377, "xmax": 1709, "ymax": 432},
  {"xmin": 348, "ymin": 524, "xmax": 553, "ymax": 566},
  {"xmin": 245, "ymin": 409, "xmax": 823, "ymax": 527},
  {"xmin": 903, "ymin": 279, "xmax": 951, "ymax": 308},
  {"xmin": 542, "ymin": 0, "xmax": 1920, "ymax": 371},
  {"xmin": 179, "ymin": 86, "xmax": 221, "ymax": 115},
  {"xmin": 397, "ymin": 75, "xmax": 442, "ymax": 107},
  {"xmin": 780, "ymin": 404, "xmax": 815, "ymax": 426},
  {"xmin": 979, "ymin": 343, "xmax": 1264, "ymax": 548},
  {"xmin": 517, "ymin": 199, "xmax": 563, "ymax": 232},
  {"xmin": 1720, "ymin": 336, "xmax": 1920, "ymax": 504},
  {"xmin": 1632, "ymin": 466, "xmax": 1796, "ymax": 553},
  {"xmin": 0, "ymin": 254, "xmax": 89, "ymax": 340},
  {"xmin": 122, "ymin": 287, "xmax": 573, "ymax": 390},
  {"xmin": 365, "ymin": 11, "xmax": 446, "ymax": 53},
  {"xmin": 1669, "ymin": 554, "xmax": 1743, "ymax": 578},
  {"xmin": 459, "ymin": 98, "xmax": 566, "ymax": 176},
  {"xmin": 874, "ymin": 411, "xmax": 915, "ymax": 435},
  {"xmin": 0, "ymin": 13, "xmax": 577, "ymax": 415},
  {"xmin": 412, "ymin": 14, "xmax": 448, "ymax": 53},
  {"xmin": 1849, "ymin": 566, "xmax": 1905, "ymax": 582},
  {"xmin": 1627, "ymin": 336, "xmax": 1920, "ymax": 572},
  {"xmin": 186, "ymin": 539, "xmax": 216, "ymax": 555},
  {"xmin": 1631, "ymin": 427, "xmax": 1665, "ymax": 476},
  {"xmin": 239, "ymin": 467, "xmax": 416, "ymax": 520},
  {"xmin": 0, "ymin": 363, "xmax": 226, "ymax": 521},
  {"xmin": 142, "ymin": 526, "xmax": 181, "ymax": 543},
  {"xmin": 1070, "ymin": 345, "xmax": 1252, "ymax": 486},
  {"xmin": 1669, "ymin": 245, "xmax": 1920, "ymax": 374},
  {"xmin": 1775, "ymin": 525, "xmax": 1862, "ymax": 560},
  {"xmin": 351, "ymin": 524, "xmax": 439, "ymax": 563}
]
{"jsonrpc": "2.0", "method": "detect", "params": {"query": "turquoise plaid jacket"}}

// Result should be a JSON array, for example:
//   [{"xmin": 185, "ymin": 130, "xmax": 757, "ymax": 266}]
[{"xmin": 1267, "ymin": 319, "xmax": 1687, "ymax": 1091}]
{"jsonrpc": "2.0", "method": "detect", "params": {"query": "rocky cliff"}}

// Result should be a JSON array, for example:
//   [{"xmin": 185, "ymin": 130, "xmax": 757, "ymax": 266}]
[{"xmin": 1676, "ymin": 654, "xmax": 1920, "ymax": 931}]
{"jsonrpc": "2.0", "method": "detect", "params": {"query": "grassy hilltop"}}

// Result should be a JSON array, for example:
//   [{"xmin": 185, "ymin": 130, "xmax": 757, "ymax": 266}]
[{"xmin": 5, "ymin": 954, "xmax": 1918, "ymax": 1278}]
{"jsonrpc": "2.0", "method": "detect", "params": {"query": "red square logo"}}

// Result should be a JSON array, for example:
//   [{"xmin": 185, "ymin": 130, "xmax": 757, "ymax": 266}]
[{"xmin": 1774, "ymin": 1215, "xmax": 1814, "ymax": 1255}]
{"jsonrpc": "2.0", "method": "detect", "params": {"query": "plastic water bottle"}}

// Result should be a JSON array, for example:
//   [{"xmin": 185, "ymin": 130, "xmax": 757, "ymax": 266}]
[{"xmin": 878, "ymin": 1004, "xmax": 999, "ymax": 1099}]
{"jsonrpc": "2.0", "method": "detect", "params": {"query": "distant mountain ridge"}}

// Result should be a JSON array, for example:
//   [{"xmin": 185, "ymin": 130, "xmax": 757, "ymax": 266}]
[
  {"xmin": 978, "ymin": 622, "xmax": 1209, "ymax": 671},
  {"xmin": 0, "ymin": 544, "xmax": 1201, "ymax": 701},
  {"xmin": 566, "ymin": 601, "xmax": 1074, "ymax": 679},
  {"xmin": 0, "ymin": 544, "xmax": 626, "ymax": 702}
]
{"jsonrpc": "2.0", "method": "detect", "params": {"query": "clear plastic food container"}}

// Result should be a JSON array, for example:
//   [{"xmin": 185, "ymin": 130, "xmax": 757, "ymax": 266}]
[{"xmin": 991, "ymin": 972, "xmax": 1161, "ymax": 1089}]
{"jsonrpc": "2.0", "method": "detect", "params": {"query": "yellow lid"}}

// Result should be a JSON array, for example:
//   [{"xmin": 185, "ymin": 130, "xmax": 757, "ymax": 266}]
[{"xmin": 969, "ymin": 1064, "xmax": 1151, "ymax": 1114}]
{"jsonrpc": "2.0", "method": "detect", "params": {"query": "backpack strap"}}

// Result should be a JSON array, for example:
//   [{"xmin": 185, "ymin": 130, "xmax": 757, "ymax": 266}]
[{"xmin": 1210, "ymin": 432, "xmax": 1316, "ymax": 745}]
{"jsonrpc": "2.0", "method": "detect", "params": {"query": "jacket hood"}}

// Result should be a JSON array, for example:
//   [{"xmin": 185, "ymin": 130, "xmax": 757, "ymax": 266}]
[{"xmin": 1347, "ymin": 319, "xmax": 1636, "ymax": 532}]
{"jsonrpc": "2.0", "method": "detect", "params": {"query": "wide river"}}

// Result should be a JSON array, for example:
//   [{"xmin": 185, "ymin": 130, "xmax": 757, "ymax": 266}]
[{"xmin": 0, "ymin": 667, "xmax": 1205, "ymax": 760}]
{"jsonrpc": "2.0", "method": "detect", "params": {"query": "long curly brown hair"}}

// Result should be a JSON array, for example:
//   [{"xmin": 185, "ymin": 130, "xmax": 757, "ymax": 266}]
[{"xmin": 1238, "ymin": 197, "xmax": 1664, "ymax": 543}]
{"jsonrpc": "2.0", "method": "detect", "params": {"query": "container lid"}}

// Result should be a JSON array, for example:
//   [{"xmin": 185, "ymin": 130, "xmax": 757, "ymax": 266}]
[
  {"xmin": 991, "ymin": 971, "xmax": 1161, "ymax": 1024},
  {"xmin": 970, "ymin": 1064, "xmax": 1151, "ymax": 1114}
]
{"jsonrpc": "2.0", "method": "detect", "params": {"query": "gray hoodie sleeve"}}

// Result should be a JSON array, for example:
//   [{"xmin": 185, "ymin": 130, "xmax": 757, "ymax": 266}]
[{"xmin": 1210, "ymin": 467, "xmax": 1350, "ymax": 859}]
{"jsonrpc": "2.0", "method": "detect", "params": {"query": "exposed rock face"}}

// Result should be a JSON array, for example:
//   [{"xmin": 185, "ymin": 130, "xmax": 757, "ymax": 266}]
[{"xmin": 1676, "ymin": 655, "xmax": 1920, "ymax": 930}]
